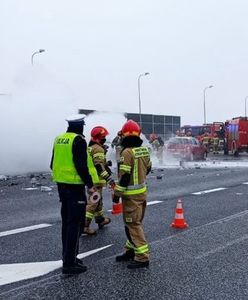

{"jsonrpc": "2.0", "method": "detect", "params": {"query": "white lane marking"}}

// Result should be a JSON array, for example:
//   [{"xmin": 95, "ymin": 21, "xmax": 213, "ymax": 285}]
[
  {"xmin": 242, "ymin": 182, "xmax": 248, "ymax": 185},
  {"xmin": 192, "ymin": 187, "xmax": 227, "ymax": 195},
  {"xmin": 0, "ymin": 244, "xmax": 112, "ymax": 286},
  {"xmin": 0, "ymin": 224, "xmax": 52, "ymax": 238},
  {"xmin": 204, "ymin": 210, "xmax": 248, "ymax": 226},
  {"xmin": 107, "ymin": 200, "xmax": 162, "ymax": 212},
  {"xmin": 195, "ymin": 234, "xmax": 248, "ymax": 259},
  {"xmin": 147, "ymin": 200, "xmax": 163, "ymax": 206}
]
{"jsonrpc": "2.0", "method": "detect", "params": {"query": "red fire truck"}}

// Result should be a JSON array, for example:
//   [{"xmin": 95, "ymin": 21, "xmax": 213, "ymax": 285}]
[
  {"xmin": 180, "ymin": 122, "xmax": 225, "ymax": 144},
  {"xmin": 224, "ymin": 117, "xmax": 248, "ymax": 156}
]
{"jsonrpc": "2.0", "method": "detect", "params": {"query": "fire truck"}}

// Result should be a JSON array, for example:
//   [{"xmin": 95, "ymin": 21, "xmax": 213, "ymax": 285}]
[
  {"xmin": 180, "ymin": 123, "xmax": 225, "ymax": 145},
  {"xmin": 224, "ymin": 117, "xmax": 248, "ymax": 156}
]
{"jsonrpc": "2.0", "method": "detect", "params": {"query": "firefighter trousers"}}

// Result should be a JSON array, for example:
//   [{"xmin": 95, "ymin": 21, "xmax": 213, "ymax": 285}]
[
  {"xmin": 213, "ymin": 144, "xmax": 219, "ymax": 153},
  {"xmin": 122, "ymin": 195, "xmax": 149, "ymax": 262},
  {"xmin": 85, "ymin": 186, "xmax": 105, "ymax": 225}
]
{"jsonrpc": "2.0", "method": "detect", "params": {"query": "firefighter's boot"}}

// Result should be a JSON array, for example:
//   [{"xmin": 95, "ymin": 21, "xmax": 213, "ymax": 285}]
[
  {"xmin": 116, "ymin": 250, "xmax": 135, "ymax": 262},
  {"xmin": 97, "ymin": 217, "xmax": 111, "ymax": 229},
  {"xmin": 127, "ymin": 260, "xmax": 149, "ymax": 269},
  {"xmin": 83, "ymin": 220, "xmax": 97, "ymax": 236}
]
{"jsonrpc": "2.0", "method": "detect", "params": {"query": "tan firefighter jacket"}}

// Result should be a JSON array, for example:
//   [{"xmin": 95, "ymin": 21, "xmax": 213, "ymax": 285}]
[
  {"xmin": 115, "ymin": 146, "xmax": 152, "ymax": 197},
  {"xmin": 88, "ymin": 143, "xmax": 111, "ymax": 186}
]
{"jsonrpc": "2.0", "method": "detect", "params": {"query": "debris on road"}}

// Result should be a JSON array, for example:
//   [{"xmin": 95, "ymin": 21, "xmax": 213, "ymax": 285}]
[
  {"xmin": 0, "ymin": 175, "xmax": 8, "ymax": 181},
  {"xmin": 40, "ymin": 186, "xmax": 53, "ymax": 192}
]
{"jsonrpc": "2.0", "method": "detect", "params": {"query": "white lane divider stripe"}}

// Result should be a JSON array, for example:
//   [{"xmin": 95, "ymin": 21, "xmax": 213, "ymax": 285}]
[
  {"xmin": 242, "ymin": 182, "xmax": 248, "ymax": 185},
  {"xmin": 0, "ymin": 244, "xmax": 112, "ymax": 286},
  {"xmin": 147, "ymin": 200, "xmax": 163, "ymax": 205},
  {"xmin": 108, "ymin": 200, "xmax": 162, "ymax": 212},
  {"xmin": 0, "ymin": 224, "xmax": 52, "ymax": 238},
  {"xmin": 195, "ymin": 234, "xmax": 248, "ymax": 259},
  {"xmin": 192, "ymin": 187, "xmax": 227, "ymax": 195}
]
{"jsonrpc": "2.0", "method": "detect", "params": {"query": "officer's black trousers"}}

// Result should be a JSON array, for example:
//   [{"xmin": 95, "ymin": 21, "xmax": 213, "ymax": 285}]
[{"xmin": 57, "ymin": 183, "xmax": 86, "ymax": 267}]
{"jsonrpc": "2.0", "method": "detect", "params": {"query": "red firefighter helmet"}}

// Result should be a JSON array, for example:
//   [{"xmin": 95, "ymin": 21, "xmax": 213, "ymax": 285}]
[
  {"xmin": 91, "ymin": 126, "xmax": 109, "ymax": 141},
  {"xmin": 121, "ymin": 120, "xmax": 141, "ymax": 137}
]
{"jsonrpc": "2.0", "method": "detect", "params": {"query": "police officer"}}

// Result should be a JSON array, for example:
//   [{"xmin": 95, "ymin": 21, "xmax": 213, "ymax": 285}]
[
  {"xmin": 51, "ymin": 114, "xmax": 95, "ymax": 275},
  {"xmin": 114, "ymin": 120, "xmax": 152, "ymax": 269}
]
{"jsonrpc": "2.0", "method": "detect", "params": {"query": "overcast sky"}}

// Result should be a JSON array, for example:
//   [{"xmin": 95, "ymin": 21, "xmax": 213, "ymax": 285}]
[{"xmin": 1, "ymin": 0, "xmax": 248, "ymax": 125}]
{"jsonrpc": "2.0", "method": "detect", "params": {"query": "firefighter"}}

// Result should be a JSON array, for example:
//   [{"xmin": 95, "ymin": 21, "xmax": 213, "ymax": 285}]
[
  {"xmin": 186, "ymin": 130, "xmax": 192, "ymax": 137},
  {"xmin": 51, "ymin": 115, "xmax": 95, "ymax": 274},
  {"xmin": 111, "ymin": 130, "xmax": 123, "ymax": 172},
  {"xmin": 202, "ymin": 132, "xmax": 210, "ymax": 152},
  {"xmin": 150, "ymin": 134, "xmax": 164, "ymax": 164},
  {"xmin": 83, "ymin": 126, "xmax": 113, "ymax": 235},
  {"xmin": 113, "ymin": 120, "xmax": 152, "ymax": 269},
  {"xmin": 212, "ymin": 132, "xmax": 220, "ymax": 154}
]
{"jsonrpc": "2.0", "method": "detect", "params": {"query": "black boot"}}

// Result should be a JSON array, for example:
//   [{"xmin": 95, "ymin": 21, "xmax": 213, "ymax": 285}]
[
  {"xmin": 97, "ymin": 217, "xmax": 111, "ymax": 229},
  {"xmin": 116, "ymin": 250, "xmax": 135, "ymax": 262},
  {"xmin": 62, "ymin": 264, "xmax": 87, "ymax": 274},
  {"xmin": 76, "ymin": 258, "xmax": 86, "ymax": 268},
  {"xmin": 127, "ymin": 260, "xmax": 149, "ymax": 269}
]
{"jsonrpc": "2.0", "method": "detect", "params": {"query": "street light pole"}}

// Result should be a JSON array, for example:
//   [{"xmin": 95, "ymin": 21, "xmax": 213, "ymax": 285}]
[
  {"xmin": 31, "ymin": 49, "xmax": 45, "ymax": 65},
  {"xmin": 245, "ymin": 96, "xmax": 248, "ymax": 118},
  {"xmin": 203, "ymin": 85, "xmax": 214, "ymax": 124},
  {"xmin": 138, "ymin": 72, "xmax": 149, "ymax": 128}
]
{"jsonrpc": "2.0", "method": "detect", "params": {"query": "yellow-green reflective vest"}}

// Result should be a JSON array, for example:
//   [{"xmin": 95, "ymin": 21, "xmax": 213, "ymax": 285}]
[{"xmin": 52, "ymin": 132, "xmax": 84, "ymax": 184}]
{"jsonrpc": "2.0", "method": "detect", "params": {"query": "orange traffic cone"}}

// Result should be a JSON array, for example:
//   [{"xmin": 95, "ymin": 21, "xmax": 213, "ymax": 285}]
[
  {"xmin": 111, "ymin": 201, "xmax": 123, "ymax": 215},
  {"xmin": 170, "ymin": 199, "xmax": 188, "ymax": 229}
]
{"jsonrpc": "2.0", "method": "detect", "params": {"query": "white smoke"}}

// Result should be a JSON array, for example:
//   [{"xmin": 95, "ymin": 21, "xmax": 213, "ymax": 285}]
[
  {"xmin": 0, "ymin": 64, "xmax": 171, "ymax": 175},
  {"xmin": 0, "ymin": 65, "xmax": 78, "ymax": 175},
  {"xmin": 0, "ymin": 66, "xmax": 128, "ymax": 175}
]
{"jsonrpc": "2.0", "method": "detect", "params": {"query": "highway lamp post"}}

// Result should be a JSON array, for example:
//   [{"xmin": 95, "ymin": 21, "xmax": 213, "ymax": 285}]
[
  {"xmin": 203, "ymin": 85, "xmax": 214, "ymax": 124},
  {"xmin": 245, "ymin": 96, "xmax": 248, "ymax": 118},
  {"xmin": 138, "ymin": 72, "xmax": 150, "ymax": 128},
  {"xmin": 31, "ymin": 49, "xmax": 45, "ymax": 65}
]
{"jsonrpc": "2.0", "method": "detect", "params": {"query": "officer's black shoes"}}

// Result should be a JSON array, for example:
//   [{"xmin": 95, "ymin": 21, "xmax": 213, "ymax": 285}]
[
  {"xmin": 62, "ymin": 264, "xmax": 87, "ymax": 275},
  {"xmin": 76, "ymin": 258, "xmax": 85, "ymax": 267},
  {"xmin": 116, "ymin": 250, "xmax": 135, "ymax": 262},
  {"xmin": 98, "ymin": 217, "xmax": 111, "ymax": 229},
  {"xmin": 127, "ymin": 260, "xmax": 149, "ymax": 269}
]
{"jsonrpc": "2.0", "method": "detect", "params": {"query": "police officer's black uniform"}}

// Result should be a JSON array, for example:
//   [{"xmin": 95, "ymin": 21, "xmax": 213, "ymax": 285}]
[{"xmin": 51, "ymin": 115, "xmax": 93, "ymax": 274}]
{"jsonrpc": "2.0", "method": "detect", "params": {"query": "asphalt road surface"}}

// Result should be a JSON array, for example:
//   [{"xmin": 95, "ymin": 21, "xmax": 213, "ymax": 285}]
[{"xmin": 1, "ymin": 154, "xmax": 248, "ymax": 299}]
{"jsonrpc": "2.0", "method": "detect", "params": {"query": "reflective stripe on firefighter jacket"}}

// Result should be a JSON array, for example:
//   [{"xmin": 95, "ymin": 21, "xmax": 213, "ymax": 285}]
[
  {"xmin": 212, "ymin": 137, "xmax": 219, "ymax": 145},
  {"xmin": 52, "ymin": 132, "xmax": 84, "ymax": 184},
  {"xmin": 88, "ymin": 144, "xmax": 109, "ymax": 186},
  {"xmin": 115, "ymin": 146, "xmax": 151, "ymax": 196},
  {"xmin": 202, "ymin": 136, "xmax": 209, "ymax": 144}
]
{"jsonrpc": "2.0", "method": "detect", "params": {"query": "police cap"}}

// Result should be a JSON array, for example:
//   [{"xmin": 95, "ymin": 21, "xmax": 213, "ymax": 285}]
[{"xmin": 66, "ymin": 114, "xmax": 86, "ymax": 126}]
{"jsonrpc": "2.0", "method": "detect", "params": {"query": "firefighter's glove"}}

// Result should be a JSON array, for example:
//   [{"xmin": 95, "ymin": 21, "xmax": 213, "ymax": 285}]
[
  {"xmin": 112, "ymin": 194, "xmax": 120, "ymax": 204},
  {"xmin": 107, "ymin": 179, "xmax": 116, "ymax": 189}
]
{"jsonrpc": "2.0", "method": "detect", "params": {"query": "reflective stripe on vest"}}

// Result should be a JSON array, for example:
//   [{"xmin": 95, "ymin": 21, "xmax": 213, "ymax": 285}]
[{"xmin": 52, "ymin": 132, "xmax": 83, "ymax": 184}]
